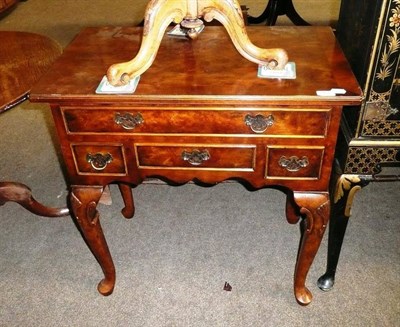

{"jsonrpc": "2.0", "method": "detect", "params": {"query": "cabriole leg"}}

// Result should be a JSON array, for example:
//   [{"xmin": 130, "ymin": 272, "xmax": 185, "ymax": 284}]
[
  {"xmin": 292, "ymin": 192, "xmax": 330, "ymax": 305},
  {"xmin": 70, "ymin": 186, "xmax": 116, "ymax": 296},
  {"xmin": 285, "ymin": 191, "xmax": 300, "ymax": 224},
  {"xmin": 118, "ymin": 183, "xmax": 135, "ymax": 219}
]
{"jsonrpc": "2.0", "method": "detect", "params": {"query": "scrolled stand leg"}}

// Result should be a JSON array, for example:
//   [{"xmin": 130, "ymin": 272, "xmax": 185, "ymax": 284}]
[
  {"xmin": 0, "ymin": 181, "xmax": 69, "ymax": 217},
  {"xmin": 70, "ymin": 186, "xmax": 116, "ymax": 296},
  {"xmin": 107, "ymin": 0, "xmax": 288, "ymax": 86},
  {"xmin": 292, "ymin": 191, "xmax": 330, "ymax": 305},
  {"xmin": 107, "ymin": 0, "xmax": 186, "ymax": 86},
  {"xmin": 317, "ymin": 175, "xmax": 369, "ymax": 291},
  {"xmin": 201, "ymin": 0, "xmax": 288, "ymax": 69}
]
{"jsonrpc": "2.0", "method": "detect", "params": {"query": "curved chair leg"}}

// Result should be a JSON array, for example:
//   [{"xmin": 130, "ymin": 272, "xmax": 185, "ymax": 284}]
[{"xmin": 0, "ymin": 181, "xmax": 69, "ymax": 217}]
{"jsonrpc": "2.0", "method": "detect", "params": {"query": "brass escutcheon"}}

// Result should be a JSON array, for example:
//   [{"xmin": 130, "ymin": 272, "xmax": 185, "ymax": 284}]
[
  {"xmin": 181, "ymin": 149, "xmax": 210, "ymax": 166},
  {"xmin": 278, "ymin": 156, "xmax": 309, "ymax": 172},
  {"xmin": 114, "ymin": 112, "xmax": 144, "ymax": 130},
  {"xmin": 244, "ymin": 114, "xmax": 275, "ymax": 133},
  {"xmin": 86, "ymin": 153, "xmax": 113, "ymax": 171}
]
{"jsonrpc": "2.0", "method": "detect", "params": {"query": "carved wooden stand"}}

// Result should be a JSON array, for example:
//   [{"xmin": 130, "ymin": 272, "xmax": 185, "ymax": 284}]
[{"xmin": 107, "ymin": 0, "xmax": 288, "ymax": 86}]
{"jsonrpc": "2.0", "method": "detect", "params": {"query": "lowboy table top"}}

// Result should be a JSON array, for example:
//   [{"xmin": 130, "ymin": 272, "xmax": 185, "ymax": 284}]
[{"xmin": 31, "ymin": 26, "xmax": 361, "ymax": 104}]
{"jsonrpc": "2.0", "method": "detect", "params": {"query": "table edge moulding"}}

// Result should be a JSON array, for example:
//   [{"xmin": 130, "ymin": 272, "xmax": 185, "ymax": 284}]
[{"xmin": 24, "ymin": 25, "xmax": 362, "ymax": 306}]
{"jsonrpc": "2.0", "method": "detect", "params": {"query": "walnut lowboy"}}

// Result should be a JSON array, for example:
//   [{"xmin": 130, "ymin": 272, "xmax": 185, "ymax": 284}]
[
  {"xmin": 28, "ymin": 26, "xmax": 362, "ymax": 305},
  {"xmin": 65, "ymin": 104, "xmax": 333, "ymax": 305}
]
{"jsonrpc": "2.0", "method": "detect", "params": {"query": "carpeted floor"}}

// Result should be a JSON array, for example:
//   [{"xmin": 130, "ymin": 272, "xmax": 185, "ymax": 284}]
[{"xmin": 0, "ymin": 1, "xmax": 399, "ymax": 326}]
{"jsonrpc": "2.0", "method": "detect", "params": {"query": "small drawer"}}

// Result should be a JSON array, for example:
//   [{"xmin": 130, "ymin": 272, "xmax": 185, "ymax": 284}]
[
  {"xmin": 62, "ymin": 107, "xmax": 330, "ymax": 137},
  {"xmin": 135, "ymin": 144, "xmax": 256, "ymax": 171},
  {"xmin": 71, "ymin": 144, "xmax": 127, "ymax": 175},
  {"xmin": 265, "ymin": 146, "xmax": 324, "ymax": 179}
]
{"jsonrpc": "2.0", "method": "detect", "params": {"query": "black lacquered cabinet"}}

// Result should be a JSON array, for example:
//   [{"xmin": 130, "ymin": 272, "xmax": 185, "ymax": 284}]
[
  {"xmin": 335, "ymin": 0, "xmax": 400, "ymax": 174},
  {"xmin": 318, "ymin": 0, "xmax": 400, "ymax": 291}
]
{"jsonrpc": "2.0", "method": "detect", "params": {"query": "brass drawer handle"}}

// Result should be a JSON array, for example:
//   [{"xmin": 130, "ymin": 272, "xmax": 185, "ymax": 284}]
[
  {"xmin": 114, "ymin": 112, "xmax": 144, "ymax": 130},
  {"xmin": 86, "ymin": 153, "xmax": 113, "ymax": 171},
  {"xmin": 182, "ymin": 149, "xmax": 210, "ymax": 166},
  {"xmin": 244, "ymin": 114, "xmax": 274, "ymax": 133},
  {"xmin": 278, "ymin": 156, "xmax": 309, "ymax": 172}
]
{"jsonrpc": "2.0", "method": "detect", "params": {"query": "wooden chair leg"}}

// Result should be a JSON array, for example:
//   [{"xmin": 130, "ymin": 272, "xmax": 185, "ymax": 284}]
[{"xmin": 0, "ymin": 181, "xmax": 69, "ymax": 217}]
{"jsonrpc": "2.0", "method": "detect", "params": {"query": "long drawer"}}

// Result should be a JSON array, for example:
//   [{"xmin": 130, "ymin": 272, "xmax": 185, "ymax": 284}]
[
  {"xmin": 135, "ymin": 144, "xmax": 256, "ymax": 171},
  {"xmin": 61, "ymin": 107, "xmax": 331, "ymax": 137}
]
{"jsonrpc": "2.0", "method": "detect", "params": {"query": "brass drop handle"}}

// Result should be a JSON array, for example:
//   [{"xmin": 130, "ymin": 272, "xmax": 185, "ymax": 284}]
[
  {"xmin": 182, "ymin": 149, "xmax": 210, "ymax": 166},
  {"xmin": 86, "ymin": 153, "xmax": 113, "ymax": 171},
  {"xmin": 244, "ymin": 114, "xmax": 275, "ymax": 133},
  {"xmin": 278, "ymin": 156, "xmax": 309, "ymax": 172},
  {"xmin": 114, "ymin": 112, "xmax": 144, "ymax": 130}
]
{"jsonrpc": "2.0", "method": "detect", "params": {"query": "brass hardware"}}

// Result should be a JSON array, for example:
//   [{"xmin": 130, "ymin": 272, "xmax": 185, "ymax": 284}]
[
  {"xmin": 180, "ymin": 18, "xmax": 204, "ymax": 39},
  {"xmin": 268, "ymin": 59, "xmax": 278, "ymax": 68},
  {"xmin": 86, "ymin": 153, "xmax": 113, "ymax": 171},
  {"xmin": 244, "ymin": 114, "xmax": 274, "ymax": 133},
  {"xmin": 278, "ymin": 156, "xmax": 309, "ymax": 172},
  {"xmin": 181, "ymin": 149, "xmax": 210, "ymax": 166},
  {"xmin": 114, "ymin": 112, "xmax": 144, "ymax": 130},
  {"xmin": 364, "ymin": 102, "xmax": 398, "ymax": 122}
]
